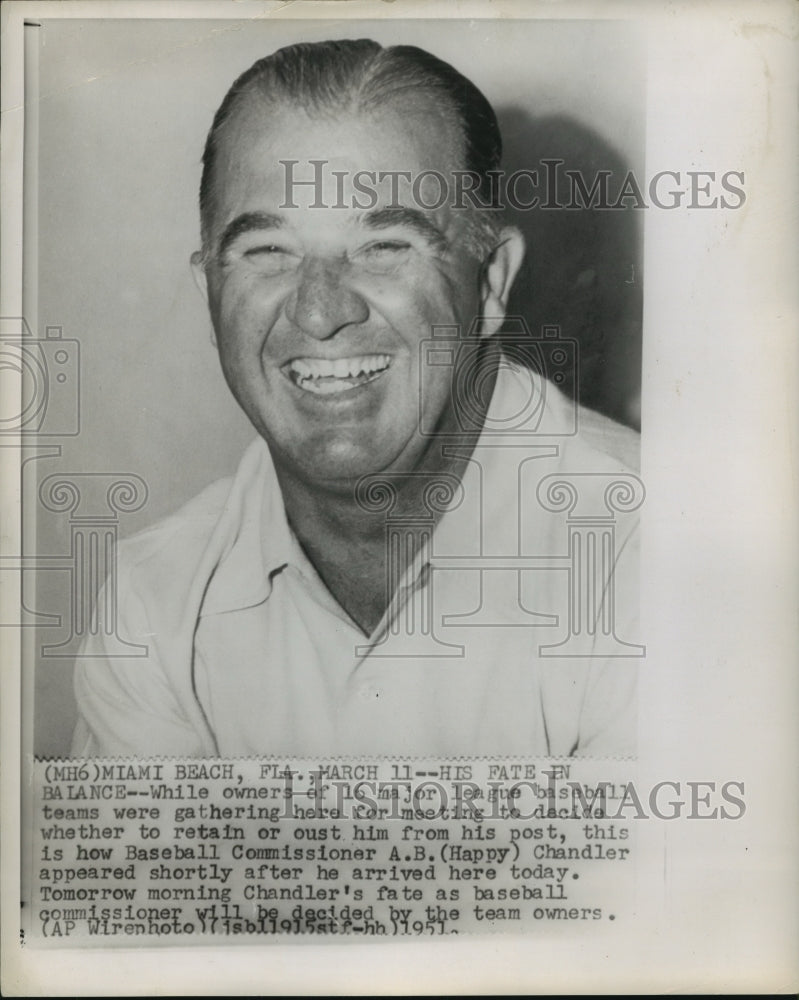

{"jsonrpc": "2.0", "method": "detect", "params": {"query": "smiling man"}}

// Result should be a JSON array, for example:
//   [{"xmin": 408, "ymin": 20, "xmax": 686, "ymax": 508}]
[{"xmin": 71, "ymin": 39, "xmax": 642, "ymax": 759}]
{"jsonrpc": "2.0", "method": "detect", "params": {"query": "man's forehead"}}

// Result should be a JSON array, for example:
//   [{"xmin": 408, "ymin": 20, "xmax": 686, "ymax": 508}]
[{"xmin": 216, "ymin": 88, "xmax": 464, "ymax": 172}]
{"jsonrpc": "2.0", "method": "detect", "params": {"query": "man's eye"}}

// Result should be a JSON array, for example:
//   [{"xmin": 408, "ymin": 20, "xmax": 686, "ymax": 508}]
[
  {"xmin": 363, "ymin": 241, "xmax": 411, "ymax": 255},
  {"xmin": 242, "ymin": 245, "xmax": 297, "ymax": 272},
  {"xmin": 356, "ymin": 241, "xmax": 412, "ymax": 273},
  {"xmin": 244, "ymin": 244, "xmax": 288, "ymax": 257}
]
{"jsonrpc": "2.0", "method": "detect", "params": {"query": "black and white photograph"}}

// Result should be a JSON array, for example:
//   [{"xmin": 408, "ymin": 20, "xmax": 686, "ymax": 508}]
[
  {"xmin": 28, "ymin": 17, "xmax": 645, "ymax": 762},
  {"xmin": 1, "ymin": 0, "xmax": 796, "ymax": 995}
]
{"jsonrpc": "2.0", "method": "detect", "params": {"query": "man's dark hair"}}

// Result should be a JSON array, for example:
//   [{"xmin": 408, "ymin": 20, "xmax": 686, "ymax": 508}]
[{"xmin": 199, "ymin": 38, "xmax": 503, "ymax": 254}]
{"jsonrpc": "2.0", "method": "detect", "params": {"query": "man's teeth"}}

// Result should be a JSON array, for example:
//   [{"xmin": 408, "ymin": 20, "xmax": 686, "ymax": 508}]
[{"xmin": 289, "ymin": 354, "xmax": 391, "ymax": 394}]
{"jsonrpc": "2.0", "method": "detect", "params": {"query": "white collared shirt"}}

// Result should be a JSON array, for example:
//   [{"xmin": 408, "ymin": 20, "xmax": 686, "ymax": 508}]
[{"xmin": 72, "ymin": 363, "xmax": 641, "ymax": 758}]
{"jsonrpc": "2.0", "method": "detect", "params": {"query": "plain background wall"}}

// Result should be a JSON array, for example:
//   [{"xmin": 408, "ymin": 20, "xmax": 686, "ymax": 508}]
[{"xmin": 32, "ymin": 18, "xmax": 644, "ymax": 756}]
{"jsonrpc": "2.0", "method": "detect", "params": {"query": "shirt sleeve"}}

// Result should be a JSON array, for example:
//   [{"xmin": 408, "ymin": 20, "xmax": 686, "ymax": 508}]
[{"xmin": 70, "ymin": 571, "xmax": 206, "ymax": 758}]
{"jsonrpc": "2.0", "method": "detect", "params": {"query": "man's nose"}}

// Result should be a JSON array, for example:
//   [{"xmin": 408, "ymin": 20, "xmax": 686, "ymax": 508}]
[{"xmin": 285, "ymin": 257, "xmax": 369, "ymax": 340}]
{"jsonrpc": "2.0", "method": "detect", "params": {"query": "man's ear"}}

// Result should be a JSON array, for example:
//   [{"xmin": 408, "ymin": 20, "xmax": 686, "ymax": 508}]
[
  {"xmin": 477, "ymin": 226, "xmax": 526, "ymax": 338},
  {"xmin": 190, "ymin": 250, "xmax": 209, "ymax": 303},
  {"xmin": 190, "ymin": 251, "xmax": 217, "ymax": 347}
]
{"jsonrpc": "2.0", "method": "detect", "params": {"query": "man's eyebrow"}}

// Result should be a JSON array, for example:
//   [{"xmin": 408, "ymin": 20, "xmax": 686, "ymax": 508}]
[
  {"xmin": 361, "ymin": 207, "xmax": 449, "ymax": 254},
  {"xmin": 217, "ymin": 211, "xmax": 285, "ymax": 259}
]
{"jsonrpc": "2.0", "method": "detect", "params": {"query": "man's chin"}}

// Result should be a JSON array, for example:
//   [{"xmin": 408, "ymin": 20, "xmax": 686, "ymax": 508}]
[{"xmin": 281, "ymin": 441, "xmax": 413, "ymax": 496}]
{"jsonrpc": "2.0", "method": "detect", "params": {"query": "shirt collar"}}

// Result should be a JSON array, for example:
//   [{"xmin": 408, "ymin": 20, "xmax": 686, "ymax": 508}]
[{"xmin": 199, "ymin": 438, "xmax": 294, "ymax": 616}]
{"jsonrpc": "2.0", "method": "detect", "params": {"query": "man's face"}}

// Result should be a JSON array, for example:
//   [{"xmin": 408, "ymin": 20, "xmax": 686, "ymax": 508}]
[{"xmin": 196, "ymin": 93, "xmax": 516, "ymax": 491}]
